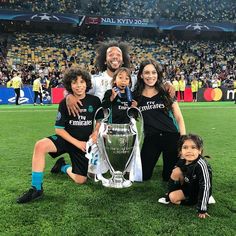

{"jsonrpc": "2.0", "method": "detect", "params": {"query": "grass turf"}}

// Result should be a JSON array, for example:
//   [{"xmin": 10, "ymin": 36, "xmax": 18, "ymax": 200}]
[{"xmin": 0, "ymin": 102, "xmax": 236, "ymax": 235}]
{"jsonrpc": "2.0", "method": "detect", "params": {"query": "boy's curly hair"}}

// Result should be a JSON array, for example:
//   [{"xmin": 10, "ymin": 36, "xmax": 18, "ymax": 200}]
[{"xmin": 63, "ymin": 67, "xmax": 92, "ymax": 93}]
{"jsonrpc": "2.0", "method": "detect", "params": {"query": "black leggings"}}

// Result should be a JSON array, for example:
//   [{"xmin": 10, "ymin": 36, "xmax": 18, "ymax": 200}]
[
  {"xmin": 141, "ymin": 132, "xmax": 180, "ymax": 181},
  {"xmin": 14, "ymin": 88, "xmax": 20, "ymax": 105},
  {"xmin": 34, "ymin": 91, "xmax": 42, "ymax": 103}
]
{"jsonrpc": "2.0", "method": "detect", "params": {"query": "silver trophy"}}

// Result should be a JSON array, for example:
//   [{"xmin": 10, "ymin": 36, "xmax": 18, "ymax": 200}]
[{"xmin": 97, "ymin": 107, "xmax": 143, "ymax": 188}]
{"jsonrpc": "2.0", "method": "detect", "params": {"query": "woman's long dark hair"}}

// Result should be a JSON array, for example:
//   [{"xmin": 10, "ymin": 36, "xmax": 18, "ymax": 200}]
[
  {"xmin": 133, "ymin": 59, "xmax": 173, "ymax": 112},
  {"xmin": 95, "ymin": 41, "xmax": 130, "ymax": 72}
]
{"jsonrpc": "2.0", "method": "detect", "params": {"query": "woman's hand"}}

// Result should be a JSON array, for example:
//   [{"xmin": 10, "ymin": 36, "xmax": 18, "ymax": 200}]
[{"xmin": 164, "ymin": 81, "xmax": 175, "ymax": 98}]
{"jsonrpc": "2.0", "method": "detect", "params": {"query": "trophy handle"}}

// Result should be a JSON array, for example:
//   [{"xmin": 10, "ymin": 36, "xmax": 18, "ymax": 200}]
[
  {"xmin": 98, "ymin": 127, "xmax": 116, "ymax": 174},
  {"xmin": 87, "ymin": 107, "xmax": 111, "ymax": 180},
  {"xmin": 94, "ymin": 107, "xmax": 111, "ymax": 126},
  {"xmin": 123, "ymin": 134, "xmax": 136, "ymax": 174},
  {"xmin": 122, "ymin": 107, "xmax": 144, "ymax": 174},
  {"xmin": 94, "ymin": 107, "xmax": 112, "ymax": 171},
  {"xmin": 94, "ymin": 107, "xmax": 115, "ymax": 174},
  {"xmin": 127, "ymin": 107, "xmax": 144, "ymax": 148}
]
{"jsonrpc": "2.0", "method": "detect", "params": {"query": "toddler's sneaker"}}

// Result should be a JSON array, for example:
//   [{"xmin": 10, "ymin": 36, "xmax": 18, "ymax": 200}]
[
  {"xmin": 208, "ymin": 195, "xmax": 216, "ymax": 204},
  {"xmin": 158, "ymin": 197, "xmax": 170, "ymax": 205}
]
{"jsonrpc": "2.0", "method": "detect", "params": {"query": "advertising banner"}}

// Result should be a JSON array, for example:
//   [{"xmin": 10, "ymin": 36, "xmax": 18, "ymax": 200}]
[
  {"xmin": 157, "ymin": 21, "xmax": 235, "ymax": 32},
  {"xmin": 0, "ymin": 86, "xmax": 51, "ymax": 104},
  {"xmin": 176, "ymin": 88, "xmax": 193, "ymax": 102},
  {"xmin": 51, "ymin": 87, "xmax": 65, "ymax": 104},
  {"xmin": 197, "ymin": 88, "xmax": 235, "ymax": 102},
  {"xmin": 1, "ymin": 87, "xmax": 234, "ymax": 104},
  {"xmin": 99, "ymin": 16, "xmax": 156, "ymax": 27},
  {"xmin": 0, "ymin": 10, "xmax": 83, "ymax": 24}
]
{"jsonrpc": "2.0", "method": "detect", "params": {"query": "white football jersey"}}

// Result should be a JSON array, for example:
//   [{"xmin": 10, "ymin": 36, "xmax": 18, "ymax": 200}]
[
  {"xmin": 88, "ymin": 70, "xmax": 137, "ymax": 101},
  {"xmin": 88, "ymin": 71, "xmax": 112, "ymax": 101}
]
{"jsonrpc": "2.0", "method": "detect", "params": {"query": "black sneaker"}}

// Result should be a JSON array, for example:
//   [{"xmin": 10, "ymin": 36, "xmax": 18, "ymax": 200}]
[
  {"xmin": 17, "ymin": 186, "xmax": 43, "ymax": 204},
  {"xmin": 50, "ymin": 157, "xmax": 66, "ymax": 174}
]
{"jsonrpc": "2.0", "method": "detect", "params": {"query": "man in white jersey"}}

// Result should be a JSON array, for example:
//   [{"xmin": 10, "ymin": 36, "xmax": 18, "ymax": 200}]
[{"xmin": 66, "ymin": 41, "xmax": 132, "ymax": 116}]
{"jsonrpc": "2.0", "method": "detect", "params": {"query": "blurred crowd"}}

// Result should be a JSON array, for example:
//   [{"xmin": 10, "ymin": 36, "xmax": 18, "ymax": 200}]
[
  {"xmin": 0, "ymin": 0, "xmax": 235, "ymax": 23},
  {"xmin": 0, "ymin": 33, "xmax": 235, "ymax": 90}
]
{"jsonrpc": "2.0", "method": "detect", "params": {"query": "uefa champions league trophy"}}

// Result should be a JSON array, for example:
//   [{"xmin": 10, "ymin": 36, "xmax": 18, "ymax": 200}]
[{"xmin": 97, "ymin": 107, "xmax": 143, "ymax": 188}]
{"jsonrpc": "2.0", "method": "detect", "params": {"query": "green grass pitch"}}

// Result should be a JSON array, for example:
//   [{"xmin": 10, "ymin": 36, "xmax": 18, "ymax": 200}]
[{"xmin": 0, "ymin": 102, "xmax": 235, "ymax": 235}]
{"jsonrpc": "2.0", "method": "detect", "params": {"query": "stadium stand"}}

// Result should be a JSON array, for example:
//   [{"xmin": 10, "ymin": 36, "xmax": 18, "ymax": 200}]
[
  {"xmin": 0, "ymin": 1, "xmax": 235, "ymax": 88},
  {"xmin": 0, "ymin": 32, "xmax": 235, "ymax": 89},
  {"xmin": 0, "ymin": 0, "xmax": 235, "ymax": 23}
]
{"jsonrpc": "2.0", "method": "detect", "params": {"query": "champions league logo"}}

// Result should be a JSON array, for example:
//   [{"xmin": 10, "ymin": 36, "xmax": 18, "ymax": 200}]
[
  {"xmin": 164, "ymin": 22, "xmax": 225, "ymax": 32},
  {"xmin": 186, "ymin": 23, "xmax": 210, "ymax": 31},
  {"xmin": 8, "ymin": 89, "xmax": 29, "ymax": 104},
  {"xmin": 31, "ymin": 13, "xmax": 60, "ymax": 21},
  {"xmin": 12, "ymin": 12, "xmax": 80, "ymax": 24}
]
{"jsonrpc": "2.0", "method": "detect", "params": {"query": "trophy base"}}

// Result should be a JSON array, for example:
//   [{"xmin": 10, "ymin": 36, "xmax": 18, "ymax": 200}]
[{"xmin": 102, "ymin": 171, "xmax": 132, "ymax": 188}]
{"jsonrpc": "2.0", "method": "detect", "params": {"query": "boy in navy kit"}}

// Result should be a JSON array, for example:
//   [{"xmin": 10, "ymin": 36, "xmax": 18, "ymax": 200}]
[{"xmin": 17, "ymin": 67, "xmax": 102, "ymax": 203}]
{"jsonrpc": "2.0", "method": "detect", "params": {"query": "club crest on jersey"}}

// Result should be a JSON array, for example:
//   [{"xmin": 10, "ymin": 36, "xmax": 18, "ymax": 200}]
[
  {"xmin": 56, "ymin": 112, "xmax": 61, "ymax": 121},
  {"xmin": 88, "ymin": 105, "xmax": 94, "ymax": 113},
  {"xmin": 51, "ymin": 135, "xmax": 58, "ymax": 140},
  {"xmin": 184, "ymin": 176, "xmax": 190, "ymax": 183}
]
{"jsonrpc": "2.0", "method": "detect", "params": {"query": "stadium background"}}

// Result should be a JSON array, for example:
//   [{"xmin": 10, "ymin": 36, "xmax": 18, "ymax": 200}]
[
  {"xmin": 0, "ymin": 0, "xmax": 235, "ymax": 104},
  {"xmin": 0, "ymin": 1, "xmax": 236, "ymax": 236}
]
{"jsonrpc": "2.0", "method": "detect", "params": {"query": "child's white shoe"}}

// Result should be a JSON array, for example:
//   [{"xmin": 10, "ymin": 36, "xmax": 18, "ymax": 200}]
[
  {"xmin": 158, "ymin": 197, "xmax": 170, "ymax": 205},
  {"xmin": 208, "ymin": 195, "xmax": 216, "ymax": 204}
]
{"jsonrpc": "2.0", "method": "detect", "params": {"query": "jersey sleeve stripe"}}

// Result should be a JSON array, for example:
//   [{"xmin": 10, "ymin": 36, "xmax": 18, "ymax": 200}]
[
  {"xmin": 198, "ymin": 159, "xmax": 211, "ymax": 211},
  {"xmin": 54, "ymin": 125, "xmax": 65, "ymax": 129}
]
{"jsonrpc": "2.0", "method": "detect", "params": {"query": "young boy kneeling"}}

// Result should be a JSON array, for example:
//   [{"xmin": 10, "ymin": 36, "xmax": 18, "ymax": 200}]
[{"xmin": 17, "ymin": 67, "xmax": 102, "ymax": 203}]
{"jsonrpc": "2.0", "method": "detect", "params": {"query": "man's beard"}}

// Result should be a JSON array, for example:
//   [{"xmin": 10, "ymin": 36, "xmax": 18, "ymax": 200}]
[{"xmin": 106, "ymin": 62, "xmax": 121, "ymax": 72}]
